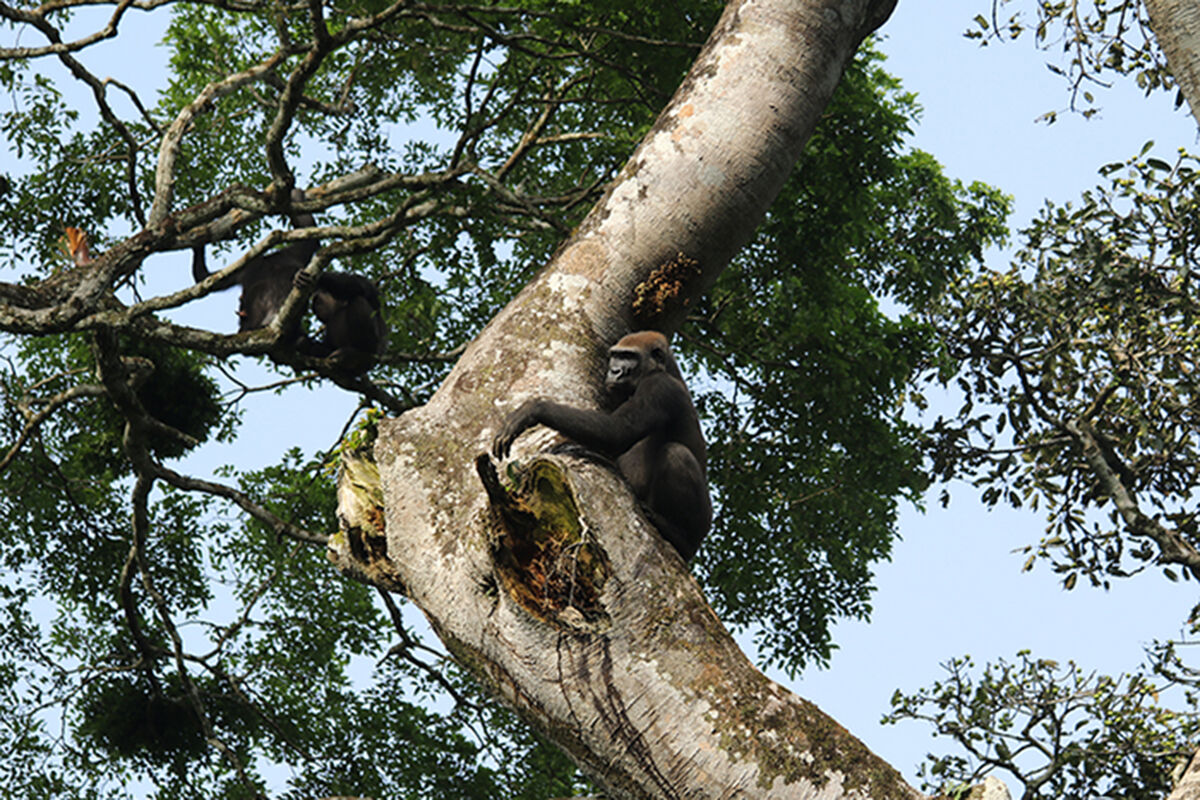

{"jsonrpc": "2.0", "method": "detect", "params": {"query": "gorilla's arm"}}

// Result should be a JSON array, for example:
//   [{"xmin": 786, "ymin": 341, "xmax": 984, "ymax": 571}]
[{"xmin": 492, "ymin": 373, "xmax": 681, "ymax": 460}]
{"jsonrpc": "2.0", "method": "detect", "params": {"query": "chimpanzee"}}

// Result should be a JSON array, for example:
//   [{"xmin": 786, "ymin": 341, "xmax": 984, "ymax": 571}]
[
  {"xmin": 293, "ymin": 270, "xmax": 388, "ymax": 376},
  {"xmin": 492, "ymin": 330, "xmax": 712, "ymax": 561},
  {"xmin": 191, "ymin": 188, "xmax": 319, "ymax": 332},
  {"xmin": 192, "ymin": 189, "xmax": 387, "ymax": 375}
]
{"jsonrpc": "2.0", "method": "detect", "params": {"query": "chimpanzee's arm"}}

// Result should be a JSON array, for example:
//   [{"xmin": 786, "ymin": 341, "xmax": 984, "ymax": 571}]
[
  {"xmin": 191, "ymin": 245, "xmax": 210, "ymax": 283},
  {"xmin": 316, "ymin": 272, "xmax": 381, "ymax": 308}
]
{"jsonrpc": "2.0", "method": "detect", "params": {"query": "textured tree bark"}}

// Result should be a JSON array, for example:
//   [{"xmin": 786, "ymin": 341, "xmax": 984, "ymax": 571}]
[
  {"xmin": 1169, "ymin": 748, "xmax": 1200, "ymax": 800},
  {"xmin": 327, "ymin": 0, "xmax": 944, "ymax": 797},
  {"xmin": 1145, "ymin": 0, "xmax": 1200, "ymax": 128}
]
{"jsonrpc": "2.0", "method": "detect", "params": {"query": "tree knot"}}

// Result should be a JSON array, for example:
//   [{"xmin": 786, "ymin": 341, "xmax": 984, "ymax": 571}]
[{"xmin": 476, "ymin": 454, "xmax": 611, "ymax": 632}]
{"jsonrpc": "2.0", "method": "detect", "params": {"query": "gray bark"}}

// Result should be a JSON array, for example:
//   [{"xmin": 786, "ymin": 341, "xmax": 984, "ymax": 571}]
[
  {"xmin": 327, "ymin": 0, "xmax": 947, "ymax": 797},
  {"xmin": 1169, "ymin": 748, "xmax": 1200, "ymax": 800},
  {"xmin": 1145, "ymin": 0, "xmax": 1200, "ymax": 128}
]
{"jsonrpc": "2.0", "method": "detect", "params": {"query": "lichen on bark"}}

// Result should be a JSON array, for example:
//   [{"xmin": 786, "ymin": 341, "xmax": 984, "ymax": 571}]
[
  {"xmin": 328, "ymin": 444, "xmax": 405, "ymax": 593},
  {"xmin": 477, "ymin": 454, "xmax": 611, "ymax": 632}
]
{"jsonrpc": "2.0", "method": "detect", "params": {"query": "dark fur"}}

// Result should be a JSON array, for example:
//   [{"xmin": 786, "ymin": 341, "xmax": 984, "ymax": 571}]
[
  {"xmin": 192, "ymin": 189, "xmax": 387, "ymax": 375},
  {"xmin": 191, "ymin": 189, "xmax": 318, "ymax": 333},
  {"xmin": 293, "ymin": 270, "xmax": 387, "ymax": 376},
  {"xmin": 492, "ymin": 331, "xmax": 712, "ymax": 561}
]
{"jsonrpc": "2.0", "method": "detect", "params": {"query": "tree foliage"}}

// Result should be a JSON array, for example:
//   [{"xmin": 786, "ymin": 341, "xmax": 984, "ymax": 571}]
[
  {"xmin": 0, "ymin": 0, "xmax": 1006, "ymax": 795},
  {"xmin": 887, "ymin": 651, "xmax": 1199, "ymax": 799},
  {"xmin": 927, "ymin": 148, "xmax": 1200, "ymax": 589},
  {"xmin": 887, "ymin": 3, "xmax": 1200, "ymax": 795},
  {"xmin": 900, "ymin": 139, "xmax": 1200, "ymax": 800},
  {"xmin": 969, "ymin": 0, "xmax": 1172, "ymax": 120}
]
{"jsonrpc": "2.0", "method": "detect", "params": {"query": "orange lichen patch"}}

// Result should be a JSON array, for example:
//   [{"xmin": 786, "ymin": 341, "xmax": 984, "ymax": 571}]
[
  {"xmin": 477, "ymin": 455, "xmax": 610, "ymax": 630},
  {"xmin": 632, "ymin": 251, "xmax": 701, "ymax": 326}
]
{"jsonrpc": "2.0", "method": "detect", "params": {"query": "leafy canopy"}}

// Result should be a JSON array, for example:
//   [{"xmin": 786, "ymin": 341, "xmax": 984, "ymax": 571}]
[
  {"xmin": 0, "ymin": 0, "xmax": 1006, "ymax": 795},
  {"xmin": 887, "ymin": 4, "xmax": 1200, "ymax": 792}
]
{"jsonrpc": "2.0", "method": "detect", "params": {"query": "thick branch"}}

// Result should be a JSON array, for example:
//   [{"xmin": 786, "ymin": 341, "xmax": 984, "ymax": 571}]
[
  {"xmin": 367, "ymin": 0, "xmax": 912, "ymax": 797},
  {"xmin": 1065, "ymin": 418, "xmax": 1200, "ymax": 576},
  {"xmin": 1169, "ymin": 748, "xmax": 1200, "ymax": 800},
  {"xmin": 150, "ymin": 51, "xmax": 290, "ymax": 225},
  {"xmin": 0, "ymin": 0, "xmax": 135, "ymax": 57}
]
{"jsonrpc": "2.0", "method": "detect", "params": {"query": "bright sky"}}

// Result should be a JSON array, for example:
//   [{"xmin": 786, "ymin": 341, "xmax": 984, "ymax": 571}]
[
  {"xmin": 791, "ymin": 0, "xmax": 1200, "ymax": 790},
  {"xmin": 8, "ymin": 0, "xmax": 1200, "ymax": 794}
]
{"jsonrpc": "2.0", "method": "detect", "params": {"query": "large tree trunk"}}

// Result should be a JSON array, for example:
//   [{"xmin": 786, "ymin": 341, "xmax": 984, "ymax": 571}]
[
  {"xmin": 329, "ymin": 0, "xmax": 934, "ymax": 797},
  {"xmin": 1145, "ymin": 0, "xmax": 1200, "ymax": 128}
]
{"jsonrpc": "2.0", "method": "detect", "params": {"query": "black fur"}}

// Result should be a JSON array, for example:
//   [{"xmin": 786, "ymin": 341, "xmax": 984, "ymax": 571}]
[
  {"xmin": 191, "ymin": 189, "xmax": 318, "ymax": 333},
  {"xmin": 294, "ymin": 271, "xmax": 387, "ymax": 376},
  {"xmin": 192, "ymin": 190, "xmax": 387, "ymax": 375},
  {"xmin": 492, "ymin": 331, "xmax": 711, "ymax": 561}
]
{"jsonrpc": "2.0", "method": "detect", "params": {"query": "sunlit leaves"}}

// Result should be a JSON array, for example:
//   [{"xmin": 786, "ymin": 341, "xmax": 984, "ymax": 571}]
[
  {"xmin": 928, "ymin": 147, "xmax": 1200, "ymax": 585},
  {"xmin": 887, "ymin": 651, "xmax": 1198, "ymax": 798}
]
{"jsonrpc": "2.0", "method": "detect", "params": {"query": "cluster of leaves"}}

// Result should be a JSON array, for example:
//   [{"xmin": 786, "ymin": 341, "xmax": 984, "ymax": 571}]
[
  {"xmin": 0, "ymin": 0, "xmax": 1015, "ymax": 794},
  {"xmin": 688, "ymin": 46, "xmax": 1010, "ymax": 674},
  {"xmin": 901, "ymin": 115, "xmax": 1200, "ymax": 795},
  {"xmin": 891, "ymin": 6, "xmax": 1200, "ymax": 795},
  {"xmin": 926, "ymin": 146, "xmax": 1200, "ymax": 589},
  {"xmin": 0, "ymin": 423, "xmax": 584, "ymax": 798},
  {"xmin": 887, "ymin": 650, "xmax": 1200, "ymax": 799},
  {"xmin": 968, "ymin": 0, "xmax": 1171, "ymax": 120}
]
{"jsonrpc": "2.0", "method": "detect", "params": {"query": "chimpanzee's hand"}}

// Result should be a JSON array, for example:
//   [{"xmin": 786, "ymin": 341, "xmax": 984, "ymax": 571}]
[{"xmin": 293, "ymin": 270, "xmax": 316, "ymax": 290}]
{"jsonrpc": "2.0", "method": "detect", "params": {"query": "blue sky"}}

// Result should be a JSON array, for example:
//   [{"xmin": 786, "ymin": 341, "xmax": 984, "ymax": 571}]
[
  {"xmin": 791, "ymin": 0, "xmax": 1200, "ymax": 788},
  {"xmin": 7, "ymin": 0, "xmax": 1200, "ymax": 792}
]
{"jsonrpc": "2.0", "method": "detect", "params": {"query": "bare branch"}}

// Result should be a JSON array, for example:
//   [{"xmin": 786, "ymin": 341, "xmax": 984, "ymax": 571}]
[
  {"xmin": 0, "ymin": 381, "xmax": 106, "ymax": 474},
  {"xmin": 262, "ymin": 0, "xmax": 334, "ymax": 190},
  {"xmin": 130, "ymin": 472, "xmax": 264, "ymax": 798},
  {"xmin": 155, "ymin": 462, "xmax": 329, "ymax": 545},
  {"xmin": 0, "ymin": 0, "xmax": 135, "ymax": 58},
  {"xmin": 496, "ymin": 71, "xmax": 591, "ymax": 182},
  {"xmin": 150, "ymin": 50, "xmax": 291, "ymax": 225}
]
